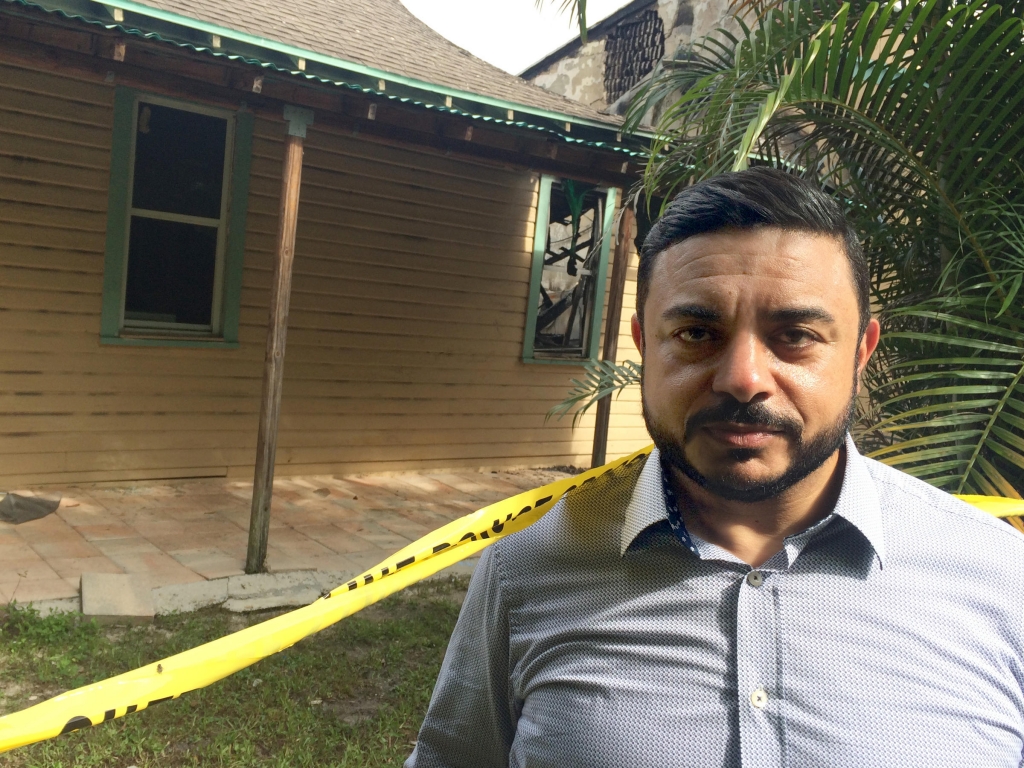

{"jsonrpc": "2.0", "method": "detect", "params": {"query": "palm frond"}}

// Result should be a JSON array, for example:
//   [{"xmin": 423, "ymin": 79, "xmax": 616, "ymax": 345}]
[
  {"xmin": 555, "ymin": 0, "xmax": 1024, "ymax": 497},
  {"xmin": 861, "ymin": 291, "xmax": 1024, "ymax": 496},
  {"xmin": 634, "ymin": 0, "xmax": 1024, "ymax": 298},
  {"xmin": 547, "ymin": 360, "xmax": 642, "ymax": 428},
  {"xmin": 536, "ymin": 0, "xmax": 588, "ymax": 42}
]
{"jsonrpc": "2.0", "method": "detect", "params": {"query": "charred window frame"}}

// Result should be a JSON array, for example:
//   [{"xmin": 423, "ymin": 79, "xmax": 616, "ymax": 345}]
[
  {"xmin": 604, "ymin": 8, "xmax": 665, "ymax": 104},
  {"xmin": 100, "ymin": 87, "xmax": 252, "ymax": 347},
  {"xmin": 523, "ymin": 176, "xmax": 618, "ymax": 364}
]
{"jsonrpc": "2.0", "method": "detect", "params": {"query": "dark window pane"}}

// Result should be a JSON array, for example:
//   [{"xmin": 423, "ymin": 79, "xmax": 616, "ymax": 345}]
[
  {"xmin": 125, "ymin": 216, "xmax": 218, "ymax": 327},
  {"xmin": 132, "ymin": 102, "xmax": 227, "ymax": 219}
]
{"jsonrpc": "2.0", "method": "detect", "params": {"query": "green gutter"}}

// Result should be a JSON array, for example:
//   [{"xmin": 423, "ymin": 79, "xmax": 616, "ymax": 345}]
[
  {"xmin": 102, "ymin": 0, "xmax": 635, "ymax": 134},
  {"xmin": 7, "ymin": 0, "xmax": 651, "ymax": 157}
]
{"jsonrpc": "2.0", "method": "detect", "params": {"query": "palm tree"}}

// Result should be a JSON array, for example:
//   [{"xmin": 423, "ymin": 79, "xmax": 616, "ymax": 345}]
[{"xmin": 553, "ymin": 0, "xmax": 1024, "ymax": 498}]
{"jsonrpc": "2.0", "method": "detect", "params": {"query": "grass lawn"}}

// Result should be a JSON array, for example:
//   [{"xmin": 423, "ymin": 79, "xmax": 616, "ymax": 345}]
[{"xmin": 0, "ymin": 577, "xmax": 467, "ymax": 767}]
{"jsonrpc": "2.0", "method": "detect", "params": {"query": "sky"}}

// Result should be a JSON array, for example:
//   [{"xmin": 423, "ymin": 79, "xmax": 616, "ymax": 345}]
[{"xmin": 400, "ymin": 0, "xmax": 635, "ymax": 75}]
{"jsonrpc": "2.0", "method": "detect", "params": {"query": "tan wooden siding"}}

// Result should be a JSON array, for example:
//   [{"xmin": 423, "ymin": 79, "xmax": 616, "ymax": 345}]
[
  {"xmin": 0, "ymin": 60, "xmax": 648, "ymax": 487},
  {"xmin": 593, "ymin": 228, "xmax": 651, "ymax": 459},
  {"xmin": 606, "ymin": 256, "xmax": 652, "ymax": 457}
]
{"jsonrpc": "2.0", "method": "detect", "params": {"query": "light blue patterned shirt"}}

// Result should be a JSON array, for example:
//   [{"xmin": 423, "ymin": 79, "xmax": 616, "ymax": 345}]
[{"xmin": 407, "ymin": 437, "xmax": 1024, "ymax": 767}]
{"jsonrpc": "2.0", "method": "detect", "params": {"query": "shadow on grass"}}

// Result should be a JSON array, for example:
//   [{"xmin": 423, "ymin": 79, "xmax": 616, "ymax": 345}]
[{"xmin": 0, "ymin": 576, "xmax": 468, "ymax": 768}]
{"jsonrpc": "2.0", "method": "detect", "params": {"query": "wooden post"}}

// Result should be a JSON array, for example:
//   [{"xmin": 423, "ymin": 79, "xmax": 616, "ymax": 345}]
[
  {"xmin": 591, "ymin": 206, "xmax": 636, "ymax": 468},
  {"xmin": 245, "ymin": 105, "xmax": 313, "ymax": 574}
]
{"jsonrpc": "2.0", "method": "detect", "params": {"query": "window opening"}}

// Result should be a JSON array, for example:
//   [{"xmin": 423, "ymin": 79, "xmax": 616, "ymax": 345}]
[
  {"xmin": 533, "ymin": 179, "xmax": 608, "ymax": 359},
  {"xmin": 604, "ymin": 8, "xmax": 665, "ymax": 103},
  {"xmin": 122, "ymin": 98, "xmax": 233, "ymax": 333}
]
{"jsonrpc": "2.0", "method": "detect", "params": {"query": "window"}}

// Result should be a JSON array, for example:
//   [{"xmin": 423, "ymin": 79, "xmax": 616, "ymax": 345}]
[
  {"xmin": 523, "ymin": 176, "xmax": 618, "ymax": 363},
  {"xmin": 101, "ymin": 87, "xmax": 252, "ymax": 346},
  {"xmin": 604, "ymin": 9, "xmax": 665, "ymax": 104}
]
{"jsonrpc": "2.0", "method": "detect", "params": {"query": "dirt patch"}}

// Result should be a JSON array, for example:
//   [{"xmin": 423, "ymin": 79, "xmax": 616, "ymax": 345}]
[
  {"xmin": 540, "ymin": 465, "xmax": 584, "ymax": 475},
  {"xmin": 322, "ymin": 696, "xmax": 383, "ymax": 725},
  {"xmin": 0, "ymin": 682, "xmax": 66, "ymax": 716}
]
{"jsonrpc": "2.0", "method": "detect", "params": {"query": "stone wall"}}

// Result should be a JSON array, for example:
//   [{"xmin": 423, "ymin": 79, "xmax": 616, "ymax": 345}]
[
  {"xmin": 525, "ymin": 0, "xmax": 733, "ymax": 113},
  {"xmin": 530, "ymin": 38, "xmax": 609, "ymax": 110}
]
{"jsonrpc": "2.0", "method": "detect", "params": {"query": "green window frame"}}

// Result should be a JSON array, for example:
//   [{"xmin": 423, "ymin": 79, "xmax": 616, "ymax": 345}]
[
  {"xmin": 100, "ymin": 86, "xmax": 253, "ymax": 348},
  {"xmin": 522, "ymin": 176, "xmax": 618, "ymax": 365}
]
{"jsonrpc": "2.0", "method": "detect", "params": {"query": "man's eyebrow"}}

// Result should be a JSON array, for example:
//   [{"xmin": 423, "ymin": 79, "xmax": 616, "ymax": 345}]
[
  {"xmin": 766, "ymin": 307, "xmax": 836, "ymax": 324},
  {"xmin": 661, "ymin": 304, "xmax": 721, "ymax": 323}
]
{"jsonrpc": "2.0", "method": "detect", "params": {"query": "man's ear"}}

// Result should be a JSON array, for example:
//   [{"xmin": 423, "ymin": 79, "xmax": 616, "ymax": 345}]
[
  {"xmin": 855, "ymin": 317, "xmax": 881, "ymax": 393},
  {"xmin": 631, "ymin": 313, "xmax": 645, "ymax": 358}
]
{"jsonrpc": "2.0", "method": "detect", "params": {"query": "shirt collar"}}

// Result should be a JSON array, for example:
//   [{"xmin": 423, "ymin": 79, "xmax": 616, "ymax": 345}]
[
  {"xmin": 620, "ymin": 447, "xmax": 673, "ymax": 556},
  {"xmin": 831, "ymin": 433, "xmax": 886, "ymax": 565},
  {"xmin": 620, "ymin": 435, "xmax": 886, "ymax": 565}
]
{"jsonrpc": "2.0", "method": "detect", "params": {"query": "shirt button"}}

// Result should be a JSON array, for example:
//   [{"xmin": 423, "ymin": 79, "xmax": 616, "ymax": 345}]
[
  {"xmin": 750, "ymin": 688, "xmax": 768, "ymax": 709},
  {"xmin": 746, "ymin": 570, "xmax": 764, "ymax": 587}
]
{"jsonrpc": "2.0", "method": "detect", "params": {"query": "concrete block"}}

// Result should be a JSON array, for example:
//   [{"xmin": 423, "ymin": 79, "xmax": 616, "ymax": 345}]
[
  {"xmin": 81, "ymin": 572, "xmax": 154, "ymax": 624},
  {"xmin": 30, "ymin": 597, "xmax": 80, "ymax": 617},
  {"xmin": 313, "ymin": 571, "xmax": 356, "ymax": 592},
  {"xmin": 223, "ymin": 571, "xmax": 322, "ymax": 612},
  {"xmin": 222, "ymin": 588, "xmax": 322, "ymax": 612},
  {"xmin": 227, "ymin": 571, "xmax": 319, "ymax": 598},
  {"xmin": 153, "ymin": 578, "xmax": 228, "ymax": 615}
]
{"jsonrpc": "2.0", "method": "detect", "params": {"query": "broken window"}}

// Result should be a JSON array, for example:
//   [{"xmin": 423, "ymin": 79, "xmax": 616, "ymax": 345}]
[
  {"xmin": 524, "ymin": 177, "xmax": 617, "ymax": 362},
  {"xmin": 124, "ymin": 97, "xmax": 232, "ymax": 333},
  {"xmin": 604, "ymin": 8, "xmax": 665, "ymax": 104}
]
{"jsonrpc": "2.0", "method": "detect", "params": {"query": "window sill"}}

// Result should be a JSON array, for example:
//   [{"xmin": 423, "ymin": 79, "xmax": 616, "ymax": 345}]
[
  {"xmin": 522, "ymin": 355, "xmax": 596, "ymax": 366},
  {"xmin": 101, "ymin": 334, "xmax": 239, "ymax": 349}
]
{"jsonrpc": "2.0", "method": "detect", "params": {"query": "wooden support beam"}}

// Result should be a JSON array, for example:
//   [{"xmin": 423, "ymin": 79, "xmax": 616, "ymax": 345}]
[
  {"xmin": 591, "ymin": 206, "xmax": 636, "ymax": 468},
  {"xmin": 245, "ymin": 105, "xmax": 313, "ymax": 574}
]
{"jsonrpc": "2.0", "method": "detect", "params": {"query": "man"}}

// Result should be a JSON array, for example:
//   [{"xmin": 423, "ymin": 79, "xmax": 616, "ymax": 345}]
[{"xmin": 406, "ymin": 168, "xmax": 1024, "ymax": 767}]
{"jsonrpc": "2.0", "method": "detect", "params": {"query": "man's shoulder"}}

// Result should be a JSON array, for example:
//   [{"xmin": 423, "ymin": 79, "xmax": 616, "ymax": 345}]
[
  {"xmin": 864, "ymin": 455, "xmax": 1024, "ymax": 563},
  {"xmin": 491, "ymin": 453, "xmax": 649, "ymax": 575}
]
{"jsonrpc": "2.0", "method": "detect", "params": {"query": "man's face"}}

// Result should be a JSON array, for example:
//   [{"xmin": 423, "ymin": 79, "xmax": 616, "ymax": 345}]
[{"xmin": 631, "ymin": 227, "xmax": 880, "ymax": 502}]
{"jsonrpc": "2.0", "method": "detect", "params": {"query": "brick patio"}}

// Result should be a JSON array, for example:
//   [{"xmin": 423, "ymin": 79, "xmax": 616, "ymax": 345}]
[{"xmin": 0, "ymin": 466, "xmax": 574, "ymax": 607}]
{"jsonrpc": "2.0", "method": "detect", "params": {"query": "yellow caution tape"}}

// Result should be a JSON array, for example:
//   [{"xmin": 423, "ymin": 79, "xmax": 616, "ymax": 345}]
[
  {"xmin": 0, "ymin": 442, "xmax": 1021, "ymax": 754},
  {"xmin": 955, "ymin": 494, "xmax": 1024, "ymax": 518},
  {"xmin": 0, "ymin": 445, "xmax": 652, "ymax": 753},
  {"xmin": 956, "ymin": 494, "xmax": 1024, "ymax": 534}
]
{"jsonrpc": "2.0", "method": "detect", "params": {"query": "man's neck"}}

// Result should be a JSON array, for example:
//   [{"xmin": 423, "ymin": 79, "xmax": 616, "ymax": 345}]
[{"xmin": 669, "ymin": 448, "xmax": 847, "ymax": 568}]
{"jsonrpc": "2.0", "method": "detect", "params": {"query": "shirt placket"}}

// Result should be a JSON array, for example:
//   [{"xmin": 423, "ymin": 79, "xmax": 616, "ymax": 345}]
[{"xmin": 736, "ymin": 567, "xmax": 782, "ymax": 767}]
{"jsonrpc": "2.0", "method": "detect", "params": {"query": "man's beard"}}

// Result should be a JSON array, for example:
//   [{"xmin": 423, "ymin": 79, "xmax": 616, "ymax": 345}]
[{"xmin": 642, "ymin": 377, "xmax": 856, "ymax": 504}]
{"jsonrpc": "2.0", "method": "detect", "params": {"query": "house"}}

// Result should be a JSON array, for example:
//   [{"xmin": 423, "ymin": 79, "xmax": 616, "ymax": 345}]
[
  {"xmin": 520, "ymin": 0, "xmax": 731, "ymax": 115},
  {"xmin": 0, "ymin": 0, "xmax": 653, "ymax": 493}
]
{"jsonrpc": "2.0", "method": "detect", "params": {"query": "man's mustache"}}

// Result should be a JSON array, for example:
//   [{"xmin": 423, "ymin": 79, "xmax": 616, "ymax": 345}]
[{"xmin": 685, "ymin": 399, "xmax": 802, "ymax": 440}]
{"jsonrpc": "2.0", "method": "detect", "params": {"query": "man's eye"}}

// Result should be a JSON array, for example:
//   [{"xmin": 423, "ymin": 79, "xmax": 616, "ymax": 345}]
[
  {"xmin": 779, "ymin": 329, "xmax": 816, "ymax": 345},
  {"xmin": 677, "ymin": 327, "xmax": 711, "ymax": 342}
]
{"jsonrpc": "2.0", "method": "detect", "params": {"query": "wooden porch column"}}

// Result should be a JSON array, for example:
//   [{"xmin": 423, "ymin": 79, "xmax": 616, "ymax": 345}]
[
  {"xmin": 591, "ymin": 206, "xmax": 636, "ymax": 468},
  {"xmin": 246, "ymin": 105, "xmax": 314, "ymax": 574}
]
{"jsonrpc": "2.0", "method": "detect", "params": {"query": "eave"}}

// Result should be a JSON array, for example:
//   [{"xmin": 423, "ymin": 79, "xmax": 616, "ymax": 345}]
[{"xmin": 4, "ymin": 0, "xmax": 651, "ymax": 159}]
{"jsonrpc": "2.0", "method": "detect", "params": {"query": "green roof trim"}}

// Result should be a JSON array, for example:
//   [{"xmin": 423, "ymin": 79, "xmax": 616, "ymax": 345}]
[{"xmin": 6, "ymin": 0, "xmax": 650, "ymax": 158}]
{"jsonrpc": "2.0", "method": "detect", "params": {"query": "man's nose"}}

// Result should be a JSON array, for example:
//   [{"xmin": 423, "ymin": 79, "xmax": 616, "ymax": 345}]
[{"xmin": 711, "ymin": 333, "xmax": 774, "ymax": 403}]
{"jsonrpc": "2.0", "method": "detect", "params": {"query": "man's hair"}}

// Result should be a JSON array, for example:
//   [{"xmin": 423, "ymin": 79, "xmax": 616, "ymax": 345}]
[{"xmin": 637, "ymin": 168, "xmax": 871, "ymax": 335}]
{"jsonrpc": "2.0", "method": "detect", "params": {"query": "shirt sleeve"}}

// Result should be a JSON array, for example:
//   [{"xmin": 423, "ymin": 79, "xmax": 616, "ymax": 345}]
[{"xmin": 405, "ymin": 545, "xmax": 516, "ymax": 768}]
